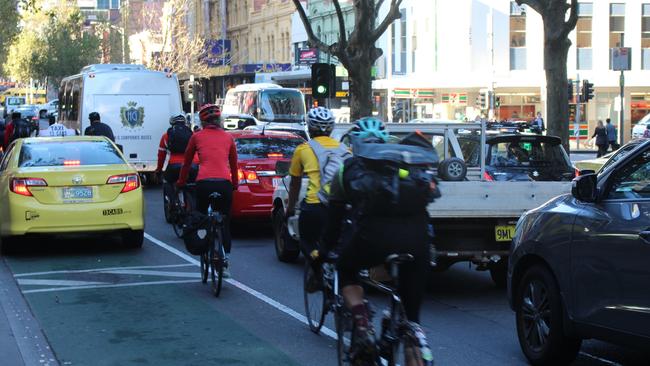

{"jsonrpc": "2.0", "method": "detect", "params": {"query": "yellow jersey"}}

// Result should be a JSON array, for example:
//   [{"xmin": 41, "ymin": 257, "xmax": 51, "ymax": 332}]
[{"xmin": 289, "ymin": 136, "xmax": 341, "ymax": 204}]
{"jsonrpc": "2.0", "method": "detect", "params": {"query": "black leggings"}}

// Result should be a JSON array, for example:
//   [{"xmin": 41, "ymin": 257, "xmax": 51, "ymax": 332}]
[
  {"xmin": 164, "ymin": 163, "xmax": 198, "ymax": 185},
  {"xmin": 196, "ymin": 179, "xmax": 233, "ymax": 254},
  {"xmin": 337, "ymin": 214, "xmax": 431, "ymax": 323}
]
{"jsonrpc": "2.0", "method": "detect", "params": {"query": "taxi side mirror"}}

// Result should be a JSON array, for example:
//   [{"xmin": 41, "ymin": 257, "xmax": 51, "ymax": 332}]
[
  {"xmin": 275, "ymin": 160, "xmax": 290, "ymax": 177},
  {"xmin": 572, "ymin": 173, "xmax": 597, "ymax": 203}
]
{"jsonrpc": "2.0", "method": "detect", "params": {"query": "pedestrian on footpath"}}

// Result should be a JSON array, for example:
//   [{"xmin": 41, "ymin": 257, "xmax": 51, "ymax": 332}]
[
  {"xmin": 606, "ymin": 118, "xmax": 619, "ymax": 151},
  {"xmin": 84, "ymin": 112, "xmax": 115, "ymax": 142},
  {"xmin": 532, "ymin": 112, "xmax": 544, "ymax": 134},
  {"xmin": 592, "ymin": 120, "xmax": 609, "ymax": 157}
]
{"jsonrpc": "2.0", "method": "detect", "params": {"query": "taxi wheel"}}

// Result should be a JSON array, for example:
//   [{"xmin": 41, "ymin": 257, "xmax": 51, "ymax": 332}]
[
  {"xmin": 0, "ymin": 236, "xmax": 18, "ymax": 255},
  {"xmin": 122, "ymin": 230, "xmax": 144, "ymax": 249}
]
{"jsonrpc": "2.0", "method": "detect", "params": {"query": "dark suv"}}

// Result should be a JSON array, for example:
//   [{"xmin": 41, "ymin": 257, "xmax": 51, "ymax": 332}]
[{"xmin": 508, "ymin": 140, "xmax": 650, "ymax": 365}]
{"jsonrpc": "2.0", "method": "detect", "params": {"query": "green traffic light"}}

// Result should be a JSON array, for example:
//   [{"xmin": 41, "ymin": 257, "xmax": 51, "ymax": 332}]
[{"xmin": 317, "ymin": 85, "xmax": 328, "ymax": 95}]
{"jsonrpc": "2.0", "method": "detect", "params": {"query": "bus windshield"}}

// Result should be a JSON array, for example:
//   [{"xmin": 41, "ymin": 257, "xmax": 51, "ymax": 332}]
[{"xmin": 258, "ymin": 89, "xmax": 305, "ymax": 123}]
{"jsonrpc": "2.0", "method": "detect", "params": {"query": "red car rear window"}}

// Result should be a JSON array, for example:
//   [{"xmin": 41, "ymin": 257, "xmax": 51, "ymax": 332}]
[{"xmin": 234, "ymin": 137, "xmax": 303, "ymax": 160}]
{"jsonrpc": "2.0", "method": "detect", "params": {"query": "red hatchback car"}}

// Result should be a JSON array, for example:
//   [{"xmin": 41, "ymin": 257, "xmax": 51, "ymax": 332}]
[{"xmin": 229, "ymin": 130, "xmax": 305, "ymax": 220}]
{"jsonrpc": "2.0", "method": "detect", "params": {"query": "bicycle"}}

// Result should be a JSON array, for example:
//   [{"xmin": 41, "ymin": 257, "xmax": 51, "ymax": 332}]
[
  {"xmin": 165, "ymin": 182, "xmax": 194, "ymax": 238},
  {"xmin": 199, "ymin": 192, "xmax": 228, "ymax": 297},
  {"xmin": 304, "ymin": 253, "xmax": 434, "ymax": 366}
]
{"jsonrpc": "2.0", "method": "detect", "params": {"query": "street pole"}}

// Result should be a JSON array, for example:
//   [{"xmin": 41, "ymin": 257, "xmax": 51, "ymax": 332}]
[
  {"xmin": 575, "ymin": 75, "xmax": 580, "ymax": 149},
  {"xmin": 620, "ymin": 70, "xmax": 625, "ymax": 146}
]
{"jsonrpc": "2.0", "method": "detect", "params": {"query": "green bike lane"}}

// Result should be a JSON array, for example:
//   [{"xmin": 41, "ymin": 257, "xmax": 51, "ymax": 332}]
[{"xmin": 1, "ymin": 188, "xmax": 312, "ymax": 366}]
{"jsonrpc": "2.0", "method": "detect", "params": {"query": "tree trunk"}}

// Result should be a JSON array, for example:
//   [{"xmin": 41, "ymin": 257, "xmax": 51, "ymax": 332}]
[
  {"xmin": 347, "ymin": 59, "xmax": 373, "ymax": 121},
  {"xmin": 544, "ymin": 37, "xmax": 571, "ymax": 152}
]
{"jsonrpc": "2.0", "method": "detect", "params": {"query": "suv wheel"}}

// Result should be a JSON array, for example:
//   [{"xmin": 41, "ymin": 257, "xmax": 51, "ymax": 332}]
[
  {"xmin": 272, "ymin": 206, "xmax": 300, "ymax": 262},
  {"xmin": 438, "ymin": 158, "xmax": 467, "ymax": 181},
  {"xmin": 515, "ymin": 265, "xmax": 581, "ymax": 365}
]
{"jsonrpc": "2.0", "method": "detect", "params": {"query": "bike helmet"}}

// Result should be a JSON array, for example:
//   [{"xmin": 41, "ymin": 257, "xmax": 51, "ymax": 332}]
[
  {"xmin": 307, "ymin": 107, "xmax": 335, "ymax": 134},
  {"xmin": 169, "ymin": 114, "xmax": 187, "ymax": 125},
  {"xmin": 350, "ymin": 117, "xmax": 389, "ymax": 142},
  {"xmin": 198, "ymin": 104, "xmax": 221, "ymax": 123}
]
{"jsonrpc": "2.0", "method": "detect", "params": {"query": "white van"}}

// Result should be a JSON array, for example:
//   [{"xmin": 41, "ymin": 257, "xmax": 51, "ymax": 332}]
[
  {"xmin": 222, "ymin": 83, "xmax": 307, "ymax": 138},
  {"xmin": 58, "ymin": 64, "xmax": 183, "ymax": 173}
]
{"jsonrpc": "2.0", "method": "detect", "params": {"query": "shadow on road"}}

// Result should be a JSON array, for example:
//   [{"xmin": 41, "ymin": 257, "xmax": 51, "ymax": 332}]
[{"xmin": 1, "ymin": 234, "xmax": 138, "ymax": 258}]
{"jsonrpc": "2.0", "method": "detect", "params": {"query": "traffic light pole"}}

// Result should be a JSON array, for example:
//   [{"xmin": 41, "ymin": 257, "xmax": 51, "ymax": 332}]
[
  {"xmin": 575, "ymin": 75, "xmax": 580, "ymax": 149},
  {"xmin": 620, "ymin": 70, "xmax": 625, "ymax": 146}
]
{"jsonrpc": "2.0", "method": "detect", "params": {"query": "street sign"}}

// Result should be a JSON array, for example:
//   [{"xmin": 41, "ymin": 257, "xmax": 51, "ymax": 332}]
[{"xmin": 611, "ymin": 47, "xmax": 632, "ymax": 71}]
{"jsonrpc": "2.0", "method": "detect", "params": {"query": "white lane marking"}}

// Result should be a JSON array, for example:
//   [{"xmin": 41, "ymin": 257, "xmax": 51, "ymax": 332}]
[
  {"xmin": 579, "ymin": 352, "xmax": 623, "ymax": 366},
  {"xmin": 144, "ymin": 232, "xmax": 338, "ymax": 339},
  {"xmin": 17, "ymin": 279, "xmax": 108, "ymax": 286},
  {"xmin": 14, "ymin": 263, "xmax": 194, "ymax": 278},
  {"xmin": 22, "ymin": 279, "xmax": 198, "ymax": 294},
  {"xmin": 102, "ymin": 269, "xmax": 201, "ymax": 278}
]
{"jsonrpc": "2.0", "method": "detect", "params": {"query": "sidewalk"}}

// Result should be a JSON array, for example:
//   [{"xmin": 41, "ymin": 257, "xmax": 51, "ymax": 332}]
[{"xmin": 0, "ymin": 257, "xmax": 58, "ymax": 366}]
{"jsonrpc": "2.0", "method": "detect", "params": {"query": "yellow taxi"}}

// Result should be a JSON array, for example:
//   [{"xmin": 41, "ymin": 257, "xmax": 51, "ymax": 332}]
[{"xmin": 0, "ymin": 136, "xmax": 144, "ymax": 250}]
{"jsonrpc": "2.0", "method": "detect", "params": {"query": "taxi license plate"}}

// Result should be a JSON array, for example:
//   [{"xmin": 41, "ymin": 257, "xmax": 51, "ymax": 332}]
[
  {"xmin": 62, "ymin": 187, "xmax": 93, "ymax": 200},
  {"xmin": 272, "ymin": 178, "xmax": 282, "ymax": 188},
  {"xmin": 495, "ymin": 225, "xmax": 515, "ymax": 242}
]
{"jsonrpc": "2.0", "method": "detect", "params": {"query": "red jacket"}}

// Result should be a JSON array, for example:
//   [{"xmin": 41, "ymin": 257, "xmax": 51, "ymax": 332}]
[
  {"xmin": 3, "ymin": 121, "xmax": 14, "ymax": 149},
  {"xmin": 156, "ymin": 132, "xmax": 198, "ymax": 171},
  {"xmin": 178, "ymin": 125, "xmax": 238, "ymax": 188}
]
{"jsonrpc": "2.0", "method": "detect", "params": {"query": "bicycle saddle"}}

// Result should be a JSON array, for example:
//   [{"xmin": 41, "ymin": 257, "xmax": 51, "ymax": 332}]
[
  {"xmin": 209, "ymin": 192, "xmax": 222, "ymax": 199},
  {"xmin": 385, "ymin": 254, "xmax": 414, "ymax": 266}
]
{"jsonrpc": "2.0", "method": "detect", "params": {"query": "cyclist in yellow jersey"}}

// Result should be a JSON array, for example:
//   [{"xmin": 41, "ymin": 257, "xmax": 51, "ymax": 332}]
[{"xmin": 287, "ymin": 107, "xmax": 339, "ymax": 289}]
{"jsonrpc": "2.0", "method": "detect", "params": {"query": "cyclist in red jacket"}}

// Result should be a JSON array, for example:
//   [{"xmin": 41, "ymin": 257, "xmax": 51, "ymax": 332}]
[{"xmin": 177, "ymin": 104, "xmax": 238, "ymax": 277}]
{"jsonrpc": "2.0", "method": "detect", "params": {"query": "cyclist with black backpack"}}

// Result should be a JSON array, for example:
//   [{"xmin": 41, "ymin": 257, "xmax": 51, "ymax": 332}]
[
  {"xmin": 322, "ymin": 117, "xmax": 440, "ymax": 363},
  {"xmin": 286, "ymin": 107, "xmax": 350, "ymax": 291},
  {"xmin": 155, "ymin": 114, "xmax": 198, "ymax": 186}
]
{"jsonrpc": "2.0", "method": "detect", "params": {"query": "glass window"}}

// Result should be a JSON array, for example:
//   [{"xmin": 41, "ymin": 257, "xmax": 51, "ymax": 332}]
[
  {"xmin": 608, "ymin": 149, "xmax": 650, "ymax": 199},
  {"xmin": 234, "ymin": 137, "xmax": 304, "ymax": 160},
  {"xmin": 610, "ymin": 3, "xmax": 626, "ymax": 16},
  {"xmin": 97, "ymin": 0, "xmax": 109, "ymax": 9},
  {"xmin": 643, "ymin": 48, "xmax": 650, "ymax": 70},
  {"xmin": 258, "ymin": 89, "xmax": 306, "ymax": 123},
  {"xmin": 510, "ymin": 48, "xmax": 527, "ymax": 70},
  {"xmin": 578, "ymin": 48, "xmax": 593, "ymax": 70},
  {"xmin": 510, "ymin": 1, "xmax": 526, "ymax": 15},
  {"xmin": 510, "ymin": 5, "xmax": 526, "ymax": 70},
  {"xmin": 0, "ymin": 144, "xmax": 15, "ymax": 171},
  {"xmin": 578, "ymin": 3, "xmax": 593, "ymax": 16},
  {"xmin": 643, "ymin": 4, "xmax": 650, "ymax": 69},
  {"xmin": 644, "ymin": 4, "xmax": 650, "ymax": 15},
  {"xmin": 110, "ymin": 0, "xmax": 119, "ymax": 9},
  {"xmin": 18, "ymin": 141, "xmax": 124, "ymax": 167}
]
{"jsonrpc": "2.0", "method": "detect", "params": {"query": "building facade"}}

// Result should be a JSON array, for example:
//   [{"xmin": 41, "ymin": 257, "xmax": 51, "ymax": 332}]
[{"xmin": 373, "ymin": 0, "xmax": 650, "ymax": 142}]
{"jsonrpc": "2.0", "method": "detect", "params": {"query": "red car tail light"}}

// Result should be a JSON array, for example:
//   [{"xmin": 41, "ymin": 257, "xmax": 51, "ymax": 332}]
[
  {"xmin": 237, "ymin": 169, "xmax": 259, "ymax": 185},
  {"xmin": 11, "ymin": 178, "xmax": 47, "ymax": 197},
  {"xmin": 483, "ymin": 171, "xmax": 494, "ymax": 182},
  {"xmin": 267, "ymin": 153, "xmax": 284, "ymax": 159},
  {"xmin": 107, "ymin": 173, "xmax": 140, "ymax": 193},
  {"xmin": 64, "ymin": 160, "xmax": 81, "ymax": 166}
]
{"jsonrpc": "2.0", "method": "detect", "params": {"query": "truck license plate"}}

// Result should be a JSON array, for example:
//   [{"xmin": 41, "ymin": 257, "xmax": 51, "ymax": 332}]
[
  {"xmin": 495, "ymin": 225, "xmax": 515, "ymax": 242},
  {"xmin": 62, "ymin": 187, "xmax": 93, "ymax": 200}
]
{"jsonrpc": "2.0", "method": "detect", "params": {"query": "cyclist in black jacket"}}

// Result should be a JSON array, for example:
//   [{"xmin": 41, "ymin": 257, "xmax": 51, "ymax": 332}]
[{"xmin": 84, "ymin": 112, "xmax": 115, "ymax": 142}]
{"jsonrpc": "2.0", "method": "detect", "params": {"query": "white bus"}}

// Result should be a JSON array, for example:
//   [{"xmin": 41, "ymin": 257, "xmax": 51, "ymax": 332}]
[
  {"xmin": 58, "ymin": 64, "xmax": 183, "ymax": 174},
  {"xmin": 222, "ymin": 83, "xmax": 307, "ymax": 138}
]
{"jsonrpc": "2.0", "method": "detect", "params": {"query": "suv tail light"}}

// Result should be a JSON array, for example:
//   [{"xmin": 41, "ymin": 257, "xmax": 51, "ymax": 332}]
[
  {"xmin": 238, "ymin": 169, "xmax": 259, "ymax": 185},
  {"xmin": 107, "ymin": 173, "xmax": 140, "ymax": 193},
  {"xmin": 483, "ymin": 171, "xmax": 494, "ymax": 182},
  {"xmin": 11, "ymin": 178, "xmax": 47, "ymax": 196}
]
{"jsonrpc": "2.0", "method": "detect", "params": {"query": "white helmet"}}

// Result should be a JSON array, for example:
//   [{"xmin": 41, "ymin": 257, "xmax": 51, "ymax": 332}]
[{"xmin": 307, "ymin": 107, "xmax": 335, "ymax": 134}]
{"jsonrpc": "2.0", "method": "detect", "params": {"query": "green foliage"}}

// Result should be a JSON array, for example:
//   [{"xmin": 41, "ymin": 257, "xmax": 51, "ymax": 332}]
[
  {"xmin": 6, "ymin": 4, "xmax": 100, "ymax": 83},
  {"xmin": 0, "ymin": 0, "xmax": 21, "ymax": 73}
]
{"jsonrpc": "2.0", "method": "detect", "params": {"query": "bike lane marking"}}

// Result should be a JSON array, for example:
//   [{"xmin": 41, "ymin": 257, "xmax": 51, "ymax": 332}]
[
  {"xmin": 14, "ymin": 263, "xmax": 194, "ymax": 278},
  {"xmin": 144, "ymin": 232, "xmax": 338, "ymax": 339}
]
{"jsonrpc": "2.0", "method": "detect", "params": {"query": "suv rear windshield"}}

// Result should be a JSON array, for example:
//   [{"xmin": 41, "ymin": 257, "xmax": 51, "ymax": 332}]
[
  {"xmin": 19, "ymin": 140, "xmax": 125, "ymax": 167},
  {"xmin": 488, "ymin": 140, "xmax": 569, "ymax": 168},
  {"xmin": 235, "ymin": 137, "xmax": 303, "ymax": 160}
]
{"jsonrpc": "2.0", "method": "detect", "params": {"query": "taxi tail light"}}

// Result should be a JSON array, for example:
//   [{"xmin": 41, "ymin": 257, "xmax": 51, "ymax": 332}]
[
  {"xmin": 11, "ymin": 178, "xmax": 47, "ymax": 197},
  {"xmin": 107, "ymin": 173, "xmax": 140, "ymax": 193},
  {"xmin": 238, "ymin": 169, "xmax": 259, "ymax": 185},
  {"xmin": 483, "ymin": 171, "xmax": 494, "ymax": 182}
]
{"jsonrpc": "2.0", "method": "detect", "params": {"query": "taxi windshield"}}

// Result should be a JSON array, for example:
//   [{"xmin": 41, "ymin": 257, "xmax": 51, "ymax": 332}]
[{"xmin": 19, "ymin": 140, "xmax": 124, "ymax": 167}]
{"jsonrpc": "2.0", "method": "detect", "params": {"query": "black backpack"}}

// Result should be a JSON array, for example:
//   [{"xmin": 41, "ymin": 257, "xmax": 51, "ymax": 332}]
[
  {"xmin": 12, "ymin": 119, "xmax": 31, "ymax": 140},
  {"xmin": 343, "ymin": 136, "xmax": 440, "ymax": 217},
  {"xmin": 167, "ymin": 123, "xmax": 192, "ymax": 153}
]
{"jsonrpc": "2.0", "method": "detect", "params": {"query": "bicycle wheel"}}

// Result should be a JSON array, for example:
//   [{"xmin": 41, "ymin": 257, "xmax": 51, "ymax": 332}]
[
  {"xmin": 210, "ymin": 225, "xmax": 224, "ymax": 297},
  {"xmin": 335, "ymin": 309, "xmax": 353, "ymax": 366},
  {"xmin": 163, "ymin": 183, "xmax": 173, "ymax": 224},
  {"xmin": 200, "ymin": 252, "xmax": 209, "ymax": 284},
  {"xmin": 303, "ymin": 262, "xmax": 326, "ymax": 333},
  {"xmin": 389, "ymin": 322, "xmax": 434, "ymax": 366}
]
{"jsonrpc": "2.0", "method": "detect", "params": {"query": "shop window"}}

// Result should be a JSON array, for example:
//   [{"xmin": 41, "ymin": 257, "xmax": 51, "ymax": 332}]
[
  {"xmin": 391, "ymin": 9, "xmax": 406, "ymax": 75},
  {"xmin": 577, "ymin": 3, "xmax": 592, "ymax": 70},
  {"xmin": 510, "ymin": 2, "xmax": 526, "ymax": 70},
  {"xmin": 643, "ymin": 4, "xmax": 650, "ymax": 69},
  {"xmin": 610, "ymin": 3, "xmax": 625, "ymax": 69}
]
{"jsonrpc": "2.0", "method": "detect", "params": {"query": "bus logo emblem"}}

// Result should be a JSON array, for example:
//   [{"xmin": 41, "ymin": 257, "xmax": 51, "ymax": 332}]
[{"xmin": 120, "ymin": 101, "xmax": 145, "ymax": 128}]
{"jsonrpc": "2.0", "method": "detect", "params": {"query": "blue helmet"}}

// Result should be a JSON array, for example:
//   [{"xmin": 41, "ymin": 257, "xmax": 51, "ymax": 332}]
[{"xmin": 350, "ymin": 117, "xmax": 389, "ymax": 142}]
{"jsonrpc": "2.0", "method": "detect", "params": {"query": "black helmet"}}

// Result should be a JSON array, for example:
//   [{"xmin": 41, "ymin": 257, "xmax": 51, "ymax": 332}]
[{"xmin": 89, "ymin": 112, "xmax": 100, "ymax": 122}]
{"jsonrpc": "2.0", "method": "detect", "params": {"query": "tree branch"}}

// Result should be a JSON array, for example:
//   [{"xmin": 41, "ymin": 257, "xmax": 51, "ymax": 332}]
[
  {"xmin": 332, "ymin": 0, "xmax": 347, "ymax": 46},
  {"xmin": 515, "ymin": 0, "xmax": 543, "ymax": 15},
  {"xmin": 291, "ymin": 0, "xmax": 332, "ymax": 55},
  {"xmin": 371, "ymin": 0, "xmax": 403, "ymax": 43},
  {"xmin": 375, "ymin": 0, "xmax": 385, "ymax": 14},
  {"xmin": 560, "ymin": 0, "xmax": 578, "ymax": 39}
]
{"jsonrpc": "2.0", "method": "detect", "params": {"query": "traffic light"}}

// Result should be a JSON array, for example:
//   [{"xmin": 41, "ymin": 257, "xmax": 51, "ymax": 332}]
[
  {"xmin": 567, "ymin": 79, "xmax": 573, "ymax": 101},
  {"xmin": 495, "ymin": 96, "xmax": 501, "ymax": 108},
  {"xmin": 582, "ymin": 80, "xmax": 594, "ymax": 102},
  {"xmin": 311, "ymin": 63, "xmax": 335, "ymax": 98},
  {"xmin": 187, "ymin": 81, "xmax": 194, "ymax": 101},
  {"xmin": 478, "ymin": 92, "xmax": 487, "ymax": 110}
]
